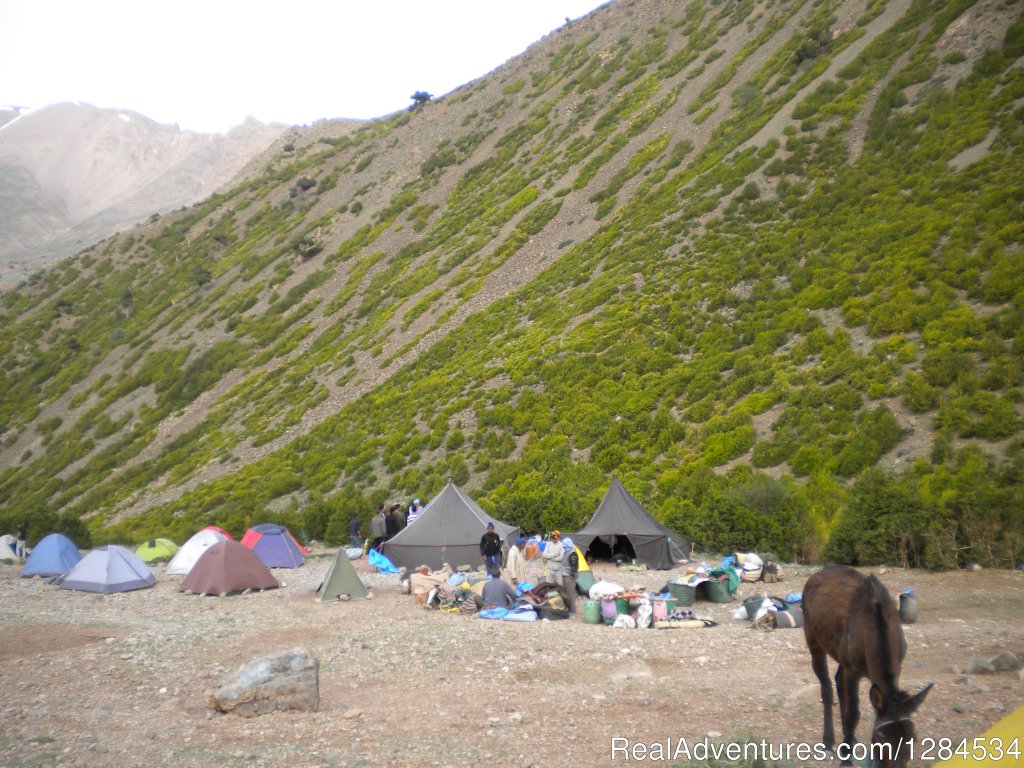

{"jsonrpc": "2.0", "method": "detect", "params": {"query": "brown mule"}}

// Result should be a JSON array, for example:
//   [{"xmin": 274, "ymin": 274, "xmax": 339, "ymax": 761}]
[{"xmin": 802, "ymin": 565, "xmax": 932, "ymax": 767}]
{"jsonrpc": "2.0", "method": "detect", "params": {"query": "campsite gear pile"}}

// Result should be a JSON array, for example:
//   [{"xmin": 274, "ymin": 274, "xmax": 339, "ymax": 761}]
[
  {"xmin": 586, "ymin": 578, "xmax": 716, "ymax": 629},
  {"xmin": 736, "ymin": 594, "xmax": 804, "ymax": 629}
]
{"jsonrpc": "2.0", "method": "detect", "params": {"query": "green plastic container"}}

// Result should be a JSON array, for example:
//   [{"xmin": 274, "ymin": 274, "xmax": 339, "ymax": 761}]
[
  {"xmin": 700, "ymin": 579, "xmax": 732, "ymax": 603},
  {"xmin": 667, "ymin": 581, "xmax": 696, "ymax": 606},
  {"xmin": 614, "ymin": 597, "xmax": 630, "ymax": 615},
  {"xmin": 576, "ymin": 571, "xmax": 596, "ymax": 596},
  {"xmin": 583, "ymin": 599, "xmax": 602, "ymax": 625}
]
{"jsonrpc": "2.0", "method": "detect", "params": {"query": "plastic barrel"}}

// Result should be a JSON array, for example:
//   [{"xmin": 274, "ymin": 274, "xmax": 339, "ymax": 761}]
[
  {"xmin": 652, "ymin": 599, "xmax": 668, "ymax": 622},
  {"xmin": 667, "ymin": 581, "xmax": 696, "ymax": 606},
  {"xmin": 744, "ymin": 597, "xmax": 763, "ymax": 619},
  {"xmin": 614, "ymin": 597, "xmax": 630, "ymax": 615},
  {"xmin": 583, "ymin": 599, "xmax": 602, "ymax": 625},
  {"xmin": 601, "ymin": 598, "xmax": 618, "ymax": 623},
  {"xmin": 899, "ymin": 592, "xmax": 919, "ymax": 624}
]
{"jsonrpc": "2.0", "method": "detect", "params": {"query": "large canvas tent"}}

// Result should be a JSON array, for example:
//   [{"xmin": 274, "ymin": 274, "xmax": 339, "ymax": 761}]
[
  {"xmin": 179, "ymin": 540, "xmax": 279, "ymax": 596},
  {"xmin": 58, "ymin": 545, "xmax": 155, "ymax": 593},
  {"xmin": 167, "ymin": 529, "xmax": 227, "ymax": 575},
  {"xmin": 240, "ymin": 524, "xmax": 305, "ymax": 568},
  {"xmin": 21, "ymin": 532, "xmax": 81, "ymax": 577},
  {"xmin": 382, "ymin": 480, "xmax": 520, "ymax": 571},
  {"xmin": 316, "ymin": 548, "xmax": 368, "ymax": 601},
  {"xmin": 572, "ymin": 476, "xmax": 690, "ymax": 570}
]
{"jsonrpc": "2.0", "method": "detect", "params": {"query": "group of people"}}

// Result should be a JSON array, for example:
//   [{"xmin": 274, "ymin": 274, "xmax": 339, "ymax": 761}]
[
  {"xmin": 477, "ymin": 527, "xmax": 580, "ymax": 613},
  {"xmin": 364, "ymin": 498, "xmax": 425, "ymax": 551}
]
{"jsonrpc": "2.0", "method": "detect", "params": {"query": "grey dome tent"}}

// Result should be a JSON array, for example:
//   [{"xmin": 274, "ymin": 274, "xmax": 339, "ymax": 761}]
[
  {"xmin": 572, "ymin": 476, "xmax": 691, "ymax": 570},
  {"xmin": 382, "ymin": 480, "xmax": 520, "ymax": 571}
]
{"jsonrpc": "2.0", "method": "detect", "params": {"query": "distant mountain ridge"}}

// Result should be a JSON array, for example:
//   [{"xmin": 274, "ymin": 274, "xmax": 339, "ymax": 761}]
[{"xmin": 0, "ymin": 103, "xmax": 293, "ymax": 288}]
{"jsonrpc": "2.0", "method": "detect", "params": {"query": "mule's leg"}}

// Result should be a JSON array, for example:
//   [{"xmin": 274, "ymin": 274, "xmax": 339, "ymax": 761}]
[
  {"xmin": 838, "ymin": 667, "xmax": 861, "ymax": 767},
  {"xmin": 810, "ymin": 646, "xmax": 835, "ymax": 750}
]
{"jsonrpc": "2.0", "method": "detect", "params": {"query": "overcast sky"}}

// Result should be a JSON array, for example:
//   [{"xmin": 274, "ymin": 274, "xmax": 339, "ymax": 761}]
[{"xmin": 0, "ymin": 0, "xmax": 610, "ymax": 134}]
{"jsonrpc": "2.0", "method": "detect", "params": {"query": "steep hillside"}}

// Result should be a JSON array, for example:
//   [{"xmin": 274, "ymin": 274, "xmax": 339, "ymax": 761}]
[
  {"xmin": 1, "ymin": 0, "xmax": 1022, "ymax": 569},
  {"xmin": 0, "ymin": 103, "xmax": 293, "ymax": 287}
]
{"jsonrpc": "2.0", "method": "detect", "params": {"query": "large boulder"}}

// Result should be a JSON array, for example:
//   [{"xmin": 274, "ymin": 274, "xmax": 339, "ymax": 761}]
[{"xmin": 205, "ymin": 648, "xmax": 319, "ymax": 717}]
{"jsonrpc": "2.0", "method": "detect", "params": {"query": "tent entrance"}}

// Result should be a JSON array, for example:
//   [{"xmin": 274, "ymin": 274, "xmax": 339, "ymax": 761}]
[{"xmin": 586, "ymin": 535, "xmax": 637, "ymax": 564}]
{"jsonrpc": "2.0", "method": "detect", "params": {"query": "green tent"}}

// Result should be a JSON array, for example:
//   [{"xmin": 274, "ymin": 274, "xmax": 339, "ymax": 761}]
[
  {"xmin": 135, "ymin": 538, "xmax": 178, "ymax": 563},
  {"xmin": 316, "ymin": 548, "xmax": 368, "ymax": 601}
]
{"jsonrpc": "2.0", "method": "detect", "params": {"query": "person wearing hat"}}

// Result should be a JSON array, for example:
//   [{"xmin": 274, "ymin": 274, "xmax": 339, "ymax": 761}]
[
  {"xmin": 506, "ymin": 536, "xmax": 527, "ymax": 586},
  {"xmin": 479, "ymin": 522, "xmax": 502, "ymax": 578},
  {"xmin": 407, "ymin": 498, "xmax": 424, "ymax": 525},
  {"xmin": 542, "ymin": 530, "xmax": 564, "ymax": 585},
  {"xmin": 561, "ymin": 537, "xmax": 579, "ymax": 613}
]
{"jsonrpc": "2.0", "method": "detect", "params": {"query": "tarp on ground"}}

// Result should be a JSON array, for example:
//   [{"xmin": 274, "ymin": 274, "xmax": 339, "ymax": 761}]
[
  {"xmin": 572, "ymin": 476, "xmax": 691, "ymax": 570},
  {"xmin": 382, "ymin": 479, "xmax": 520, "ymax": 571},
  {"xmin": 167, "ymin": 529, "xmax": 227, "ymax": 576},
  {"xmin": 179, "ymin": 539, "xmax": 279, "ymax": 596},
  {"xmin": 316, "ymin": 548, "xmax": 368, "ymax": 601},
  {"xmin": 135, "ymin": 538, "xmax": 178, "ymax": 563},
  {"xmin": 21, "ymin": 533, "xmax": 81, "ymax": 577},
  {"xmin": 937, "ymin": 704, "xmax": 1024, "ymax": 768},
  {"xmin": 58, "ymin": 545, "xmax": 155, "ymax": 593},
  {"xmin": 240, "ymin": 524, "xmax": 305, "ymax": 568}
]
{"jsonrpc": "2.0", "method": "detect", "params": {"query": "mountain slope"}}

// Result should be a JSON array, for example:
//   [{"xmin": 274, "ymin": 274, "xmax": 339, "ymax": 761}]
[
  {"xmin": 1, "ymin": 0, "xmax": 1022, "ymax": 568},
  {"xmin": 0, "ymin": 103, "xmax": 292, "ymax": 287}
]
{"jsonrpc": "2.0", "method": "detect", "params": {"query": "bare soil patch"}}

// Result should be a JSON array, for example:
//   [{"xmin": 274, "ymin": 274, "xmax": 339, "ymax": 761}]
[{"xmin": 1, "ymin": 555, "xmax": 1022, "ymax": 768}]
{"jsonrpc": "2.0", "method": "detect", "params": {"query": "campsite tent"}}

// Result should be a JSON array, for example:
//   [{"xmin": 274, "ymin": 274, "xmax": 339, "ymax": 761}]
[
  {"xmin": 0, "ymin": 533, "xmax": 18, "ymax": 562},
  {"xmin": 58, "ymin": 545, "xmax": 155, "ymax": 593},
  {"xmin": 571, "ymin": 476, "xmax": 691, "ymax": 570},
  {"xmin": 316, "ymin": 547, "xmax": 368, "ymax": 601},
  {"xmin": 200, "ymin": 525, "xmax": 234, "ymax": 540},
  {"xmin": 167, "ymin": 529, "xmax": 227, "ymax": 575},
  {"xmin": 135, "ymin": 538, "xmax": 179, "ymax": 563},
  {"xmin": 240, "ymin": 524, "xmax": 305, "ymax": 568},
  {"xmin": 250, "ymin": 522, "xmax": 310, "ymax": 554},
  {"xmin": 179, "ymin": 539, "xmax": 279, "ymax": 596},
  {"xmin": 21, "ymin": 532, "xmax": 82, "ymax": 577},
  {"xmin": 382, "ymin": 480, "xmax": 520, "ymax": 571}
]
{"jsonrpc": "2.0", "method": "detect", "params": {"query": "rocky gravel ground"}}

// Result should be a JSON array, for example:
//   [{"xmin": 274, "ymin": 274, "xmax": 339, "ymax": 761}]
[{"xmin": 1, "ymin": 551, "xmax": 1022, "ymax": 768}]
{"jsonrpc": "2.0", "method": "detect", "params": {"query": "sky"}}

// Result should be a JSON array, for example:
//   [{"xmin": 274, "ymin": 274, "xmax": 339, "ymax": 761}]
[{"xmin": 0, "ymin": 0, "xmax": 610, "ymax": 134}]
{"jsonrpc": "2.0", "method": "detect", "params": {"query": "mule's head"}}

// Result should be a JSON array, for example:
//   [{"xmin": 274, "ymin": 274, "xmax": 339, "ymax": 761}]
[{"xmin": 867, "ymin": 683, "xmax": 933, "ymax": 768}]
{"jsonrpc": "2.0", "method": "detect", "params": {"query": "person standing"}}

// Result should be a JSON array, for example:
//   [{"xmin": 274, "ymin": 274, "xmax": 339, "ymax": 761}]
[
  {"xmin": 479, "ymin": 522, "xmax": 502, "ymax": 578},
  {"xmin": 561, "ymin": 537, "xmax": 579, "ymax": 613},
  {"xmin": 542, "ymin": 530, "xmax": 564, "ymax": 585},
  {"xmin": 506, "ymin": 536, "xmax": 527, "ymax": 586},
  {"xmin": 348, "ymin": 515, "xmax": 362, "ymax": 549},
  {"xmin": 15, "ymin": 521, "xmax": 27, "ymax": 559},
  {"xmin": 385, "ymin": 504, "xmax": 400, "ymax": 540},
  {"xmin": 369, "ymin": 504, "xmax": 387, "ymax": 551},
  {"xmin": 407, "ymin": 498, "xmax": 424, "ymax": 525}
]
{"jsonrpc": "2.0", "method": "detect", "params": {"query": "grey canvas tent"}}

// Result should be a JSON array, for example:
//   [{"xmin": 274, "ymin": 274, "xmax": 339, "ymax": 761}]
[
  {"xmin": 316, "ymin": 548, "xmax": 368, "ymax": 601},
  {"xmin": 382, "ymin": 480, "xmax": 520, "ymax": 571},
  {"xmin": 572, "ymin": 476, "xmax": 691, "ymax": 570}
]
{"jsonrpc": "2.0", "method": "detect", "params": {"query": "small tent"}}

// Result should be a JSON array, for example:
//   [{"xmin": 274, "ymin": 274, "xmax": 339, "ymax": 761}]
[
  {"xmin": 135, "ymin": 538, "xmax": 179, "ymax": 563},
  {"xmin": 250, "ymin": 522, "xmax": 310, "ymax": 554},
  {"xmin": 58, "ymin": 545, "xmax": 155, "ymax": 593},
  {"xmin": 167, "ymin": 529, "xmax": 227, "ymax": 576},
  {"xmin": 240, "ymin": 524, "xmax": 305, "ymax": 568},
  {"xmin": 316, "ymin": 547, "xmax": 368, "ymax": 601},
  {"xmin": 572, "ymin": 476, "xmax": 691, "ymax": 570},
  {"xmin": 0, "ymin": 533, "xmax": 18, "ymax": 562},
  {"xmin": 21, "ymin": 532, "xmax": 82, "ymax": 577},
  {"xmin": 179, "ymin": 539, "xmax": 279, "ymax": 596},
  {"xmin": 382, "ymin": 480, "xmax": 520, "ymax": 571}
]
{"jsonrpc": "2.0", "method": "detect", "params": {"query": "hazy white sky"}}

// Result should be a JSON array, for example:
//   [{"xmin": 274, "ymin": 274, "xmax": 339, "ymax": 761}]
[{"xmin": 0, "ymin": 0, "xmax": 609, "ymax": 134}]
